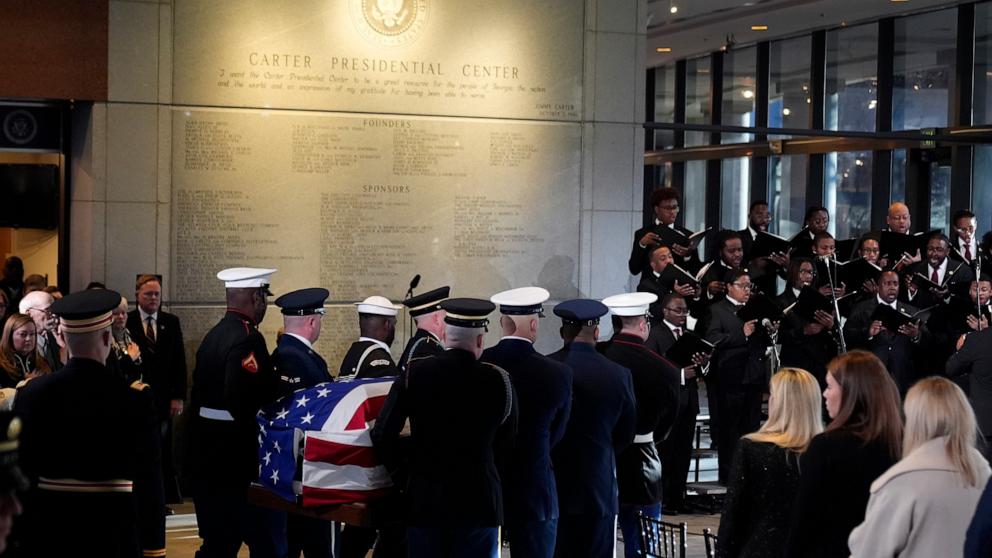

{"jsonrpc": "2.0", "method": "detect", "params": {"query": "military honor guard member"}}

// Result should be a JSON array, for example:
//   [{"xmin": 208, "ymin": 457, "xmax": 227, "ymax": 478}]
[
  {"xmin": 377, "ymin": 298, "xmax": 518, "ymax": 558},
  {"xmin": 14, "ymin": 288, "xmax": 166, "ymax": 558},
  {"xmin": 188, "ymin": 267, "xmax": 279, "ymax": 558},
  {"xmin": 398, "ymin": 286, "xmax": 449, "ymax": 372},
  {"xmin": 339, "ymin": 295, "xmax": 402, "ymax": 380},
  {"xmin": 548, "ymin": 299, "xmax": 636, "ymax": 558},
  {"xmin": 602, "ymin": 292, "xmax": 681, "ymax": 558},
  {"xmin": 270, "ymin": 287, "xmax": 334, "ymax": 558},
  {"xmin": 481, "ymin": 287, "xmax": 572, "ymax": 558}
]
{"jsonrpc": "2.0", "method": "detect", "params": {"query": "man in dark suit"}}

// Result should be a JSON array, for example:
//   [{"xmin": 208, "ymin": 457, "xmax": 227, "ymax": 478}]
[
  {"xmin": 950, "ymin": 209, "xmax": 979, "ymax": 265},
  {"xmin": 19, "ymin": 290, "xmax": 63, "ymax": 372},
  {"xmin": 628, "ymin": 188, "xmax": 702, "ymax": 277},
  {"xmin": 127, "ymin": 274, "xmax": 187, "ymax": 507},
  {"xmin": 602, "ymin": 292, "xmax": 680, "ymax": 558},
  {"xmin": 789, "ymin": 206, "xmax": 829, "ymax": 259},
  {"xmin": 947, "ymin": 276, "xmax": 992, "ymax": 459},
  {"xmin": 15, "ymin": 289, "xmax": 165, "ymax": 558},
  {"xmin": 844, "ymin": 270, "xmax": 926, "ymax": 394},
  {"xmin": 339, "ymin": 295, "xmax": 402, "ymax": 380},
  {"xmin": 481, "ymin": 287, "xmax": 572, "ymax": 558},
  {"xmin": 646, "ymin": 293, "xmax": 708, "ymax": 514},
  {"xmin": 375, "ymin": 298, "xmax": 517, "ymax": 558},
  {"xmin": 271, "ymin": 288, "xmax": 334, "ymax": 558},
  {"xmin": 637, "ymin": 245, "xmax": 698, "ymax": 322},
  {"xmin": 739, "ymin": 200, "xmax": 788, "ymax": 297},
  {"xmin": 699, "ymin": 270, "xmax": 775, "ymax": 484},
  {"xmin": 547, "ymin": 299, "xmax": 636, "ymax": 558},
  {"xmin": 398, "ymin": 286, "xmax": 449, "ymax": 372},
  {"xmin": 902, "ymin": 232, "xmax": 974, "ymax": 309},
  {"xmin": 699, "ymin": 230, "xmax": 746, "ymax": 307}
]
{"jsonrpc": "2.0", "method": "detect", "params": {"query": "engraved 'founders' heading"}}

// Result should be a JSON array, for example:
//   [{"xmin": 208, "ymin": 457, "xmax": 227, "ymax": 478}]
[{"xmin": 350, "ymin": 0, "xmax": 430, "ymax": 47}]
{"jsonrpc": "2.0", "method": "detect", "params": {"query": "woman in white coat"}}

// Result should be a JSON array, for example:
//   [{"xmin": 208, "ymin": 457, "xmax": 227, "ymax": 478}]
[{"xmin": 849, "ymin": 376, "xmax": 991, "ymax": 558}]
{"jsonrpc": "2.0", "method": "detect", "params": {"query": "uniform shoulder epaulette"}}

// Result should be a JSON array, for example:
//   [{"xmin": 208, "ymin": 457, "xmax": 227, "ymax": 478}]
[{"xmin": 130, "ymin": 380, "xmax": 150, "ymax": 392}]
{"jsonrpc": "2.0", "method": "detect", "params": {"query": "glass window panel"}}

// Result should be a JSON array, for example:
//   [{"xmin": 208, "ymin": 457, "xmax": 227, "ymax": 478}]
[
  {"xmin": 769, "ymin": 37, "xmax": 811, "ymax": 136},
  {"xmin": 720, "ymin": 158, "xmax": 749, "ymax": 229},
  {"xmin": 891, "ymin": 149, "xmax": 907, "ymax": 204},
  {"xmin": 654, "ymin": 64, "xmax": 677, "ymax": 150},
  {"xmin": 826, "ymin": 24, "xmax": 878, "ymax": 132},
  {"xmin": 722, "ymin": 47, "xmax": 756, "ymax": 144},
  {"xmin": 892, "ymin": 8, "xmax": 957, "ymax": 130},
  {"xmin": 976, "ymin": 3, "xmax": 992, "ymax": 124},
  {"xmin": 768, "ymin": 155, "xmax": 806, "ymax": 238},
  {"xmin": 929, "ymin": 163, "xmax": 951, "ymax": 233},
  {"xmin": 974, "ymin": 147, "xmax": 992, "ymax": 237},
  {"xmin": 685, "ymin": 57, "xmax": 711, "ymax": 147},
  {"xmin": 825, "ymin": 151, "xmax": 873, "ymax": 240},
  {"xmin": 684, "ymin": 161, "xmax": 708, "ymax": 233}
]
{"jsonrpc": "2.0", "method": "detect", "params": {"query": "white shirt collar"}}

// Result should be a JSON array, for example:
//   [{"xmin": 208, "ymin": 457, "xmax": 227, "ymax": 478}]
[
  {"xmin": 930, "ymin": 258, "xmax": 948, "ymax": 275},
  {"xmin": 138, "ymin": 307, "xmax": 158, "ymax": 322},
  {"xmin": 792, "ymin": 287, "xmax": 802, "ymax": 298},
  {"xmin": 502, "ymin": 335, "xmax": 534, "ymax": 344},
  {"xmin": 285, "ymin": 332, "xmax": 314, "ymax": 350},
  {"xmin": 727, "ymin": 294, "xmax": 745, "ymax": 307},
  {"xmin": 876, "ymin": 295, "xmax": 897, "ymax": 309},
  {"xmin": 663, "ymin": 319, "xmax": 683, "ymax": 332},
  {"xmin": 748, "ymin": 226, "xmax": 759, "ymax": 240},
  {"xmin": 358, "ymin": 336, "xmax": 391, "ymax": 353},
  {"xmin": 652, "ymin": 270, "xmax": 662, "ymax": 278}
]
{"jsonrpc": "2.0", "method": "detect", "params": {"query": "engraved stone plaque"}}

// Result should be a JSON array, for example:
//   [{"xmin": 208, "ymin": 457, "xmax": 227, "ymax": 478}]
[{"xmin": 173, "ymin": 0, "xmax": 583, "ymax": 120}]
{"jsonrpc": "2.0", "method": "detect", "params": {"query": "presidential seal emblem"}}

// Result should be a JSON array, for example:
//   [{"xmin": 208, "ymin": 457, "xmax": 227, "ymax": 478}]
[
  {"xmin": 3, "ymin": 110, "xmax": 38, "ymax": 146},
  {"xmin": 350, "ymin": 0, "xmax": 429, "ymax": 47}
]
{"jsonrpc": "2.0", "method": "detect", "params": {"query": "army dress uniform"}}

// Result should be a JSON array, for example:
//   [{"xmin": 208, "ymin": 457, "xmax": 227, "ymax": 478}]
[
  {"xmin": 397, "ymin": 286, "xmax": 450, "ymax": 373},
  {"xmin": 189, "ymin": 268, "xmax": 279, "ymax": 558},
  {"xmin": 14, "ymin": 289, "xmax": 166, "ymax": 558}
]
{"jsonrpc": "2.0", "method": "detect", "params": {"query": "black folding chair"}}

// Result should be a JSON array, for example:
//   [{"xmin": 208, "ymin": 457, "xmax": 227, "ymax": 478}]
[
  {"xmin": 703, "ymin": 527, "xmax": 718, "ymax": 558},
  {"xmin": 638, "ymin": 512, "xmax": 687, "ymax": 558}
]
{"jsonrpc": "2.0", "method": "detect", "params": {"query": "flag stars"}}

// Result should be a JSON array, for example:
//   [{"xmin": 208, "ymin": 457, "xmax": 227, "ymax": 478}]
[
  {"xmin": 276, "ymin": 408, "xmax": 289, "ymax": 420},
  {"xmin": 295, "ymin": 395, "xmax": 310, "ymax": 408},
  {"xmin": 270, "ymin": 469, "xmax": 279, "ymax": 484},
  {"xmin": 316, "ymin": 387, "xmax": 331, "ymax": 398},
  {"xmin": 273, "ymin": 440, "xmax": 282, "ymax": 453},
  {"xmin": 263, "ymin": 451, "xmax": 272, "ymax": 466},
  {"xmin": 301, "ymin": 412, "xmax": 315, "ymax": 425}
]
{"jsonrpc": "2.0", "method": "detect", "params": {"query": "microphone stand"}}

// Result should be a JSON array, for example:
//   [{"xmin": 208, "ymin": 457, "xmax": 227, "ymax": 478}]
[{"xmin": 824, "ymin": 254, "xmax": 848, "ymax": 353}]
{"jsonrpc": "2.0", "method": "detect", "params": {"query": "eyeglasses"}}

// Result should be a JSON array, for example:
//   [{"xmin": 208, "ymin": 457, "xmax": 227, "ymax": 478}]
[
  {"xmin": 29, "ymin": 307, "xmax": 53, "ymax": 317},
  {"xmin": 663, "ymin": 307, "xmax": 689, "ymax": 315},
  {"xmin": 956, "ymin": 226, "xmax": 976, "ymax": 234},
  {"xmin": 730, "ymin": 282, "xmax": 753, "ymax": 291},
  {"xmin": 799, "ymin": 268, "xmax": 814, "ymax": 275},
  {"xmin": 658, "ymin": 204, "xmax": 680, "ymax": 211}
]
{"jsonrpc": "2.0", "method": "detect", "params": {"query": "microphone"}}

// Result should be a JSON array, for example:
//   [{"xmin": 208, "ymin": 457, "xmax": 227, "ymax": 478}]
[
  {"xmin": 761, "ymin": 318, "xmax": 773, "ymax": 329},
  {"xmin": 409, "ymin": 274, "xmax": 421, "ymax": 290}
]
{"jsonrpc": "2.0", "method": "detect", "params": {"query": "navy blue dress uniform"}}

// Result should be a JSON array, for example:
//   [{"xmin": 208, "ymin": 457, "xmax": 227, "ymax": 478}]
[
  {"xmin": 188, "ymin": 268, "xmax": 279, "ymax": 558},
  {"xmin": 376, "ymin": 298, "xmax": 518, "ymax": 558},
  {"xmin": 269, "ymin": 288, "xmax": 335, "ymax": 558},
  {"xmin": 13, "ymin": 289, "xmax": 166, "ymax": 558},
  {"xmin": 547, "ymin": 300, "xmax": 636, "ymax": 558},
  {"xmin": 273, "ymin": 288, "xmax": 332, "ymax": 397},
  {"xmin": 339, "ymin": 296, "xmax": 402, "ymax": 380},
  {"xmin": 397, "ymin": 286, "xmax": 450, "ymax": 372},
  {"xmin": 602, "ymin": 292, "xmax": 681, "ymax": 558},
  {"xmin": 480, "ymin": 287, "xmax": 572, "ymax": 558}
]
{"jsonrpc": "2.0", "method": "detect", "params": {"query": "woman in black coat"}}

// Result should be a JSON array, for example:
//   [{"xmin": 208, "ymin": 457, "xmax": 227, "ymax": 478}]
[
  {"xmin": 784, "ymin": 350, "xmax": 903, "ymax": 558},
  {"xmin": 717, "ymin": 368, "xmax": 823, "ymax": 558}
]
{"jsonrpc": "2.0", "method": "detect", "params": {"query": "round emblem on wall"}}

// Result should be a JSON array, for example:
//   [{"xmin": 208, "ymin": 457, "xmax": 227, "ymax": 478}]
[
  {"xmin": 350, "ymin": 0, "xmax": 429, "ymax": 47},
  {"xmin": 3, "ymin": 110, "xmax": 38, "ymax": 146}
]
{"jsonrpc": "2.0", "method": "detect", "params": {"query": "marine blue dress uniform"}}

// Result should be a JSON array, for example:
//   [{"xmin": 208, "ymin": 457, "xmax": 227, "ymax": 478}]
[
  {"xmin": 339, "ymin": 296, "xmax": 402, "ymax": 380},
  {"xmin": 189, "ymin": 268, "xmax": 279, "ymax": 558},
  {"xmin": 14, "ymin": 289, "xmax": 166, "ymax": 558},
  {"xmin": 548, "ymin": 299, "xmax": 637, "ymax": 558},
  {"xmin": 377, "ymin": 298, "xmax": 518, "ymax": 558},
  {"xmin": 602, "ymin": 292, "xmax": 681, "ymax": 558},
  {"xmin": 481, "ymin": 287, "xmax": 572, "ymax": 558}
]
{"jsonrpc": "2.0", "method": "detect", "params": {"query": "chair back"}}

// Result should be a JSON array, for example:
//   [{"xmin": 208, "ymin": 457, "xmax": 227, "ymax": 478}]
[
  {"xmin": 638, "ymin": 512, "xmax": 687, "ymax": 558},
  {"xmin": 703, "ymin": 527, "xmax": 718, "ymax": 558}
]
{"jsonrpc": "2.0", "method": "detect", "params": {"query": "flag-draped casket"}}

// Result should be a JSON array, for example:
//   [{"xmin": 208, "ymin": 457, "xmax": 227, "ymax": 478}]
[{"xmin": 256, "ymin": 378, "xmax": 394, "ymax": 506}]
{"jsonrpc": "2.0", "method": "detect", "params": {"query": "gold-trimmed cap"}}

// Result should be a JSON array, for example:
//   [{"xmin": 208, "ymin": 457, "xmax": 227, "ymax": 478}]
[
  {"xmin": 440, "ymin": 298, "xmax": 495, "ymax": 328},
  {"xmin": 51, "ymin": 289, "xmax": 122, "ymax": 334}
]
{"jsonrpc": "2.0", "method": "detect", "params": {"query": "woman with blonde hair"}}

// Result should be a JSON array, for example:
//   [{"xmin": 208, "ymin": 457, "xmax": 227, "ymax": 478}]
[
  {"xmin": 785, "ymin": 350, "xmax": 903, "ymax": 558},
  {"xmin": 849, "ymin": 377, "xmax": 990, "ymax": 557},
  {"xmin": 716, "ymin": 368, "xmax": 823, "ymax": 557}
]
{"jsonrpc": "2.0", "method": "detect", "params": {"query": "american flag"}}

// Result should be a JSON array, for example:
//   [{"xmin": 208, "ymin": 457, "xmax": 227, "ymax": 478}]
[{"xmin": 256, "ymin": 378, "xmax": 395, "ymax": 507}]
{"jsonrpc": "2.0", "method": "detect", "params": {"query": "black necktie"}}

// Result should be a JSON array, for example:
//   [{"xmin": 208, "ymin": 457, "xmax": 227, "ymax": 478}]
[{"xmin": 145, "ymin": 316, "xmax": 156, "ymax": 347}]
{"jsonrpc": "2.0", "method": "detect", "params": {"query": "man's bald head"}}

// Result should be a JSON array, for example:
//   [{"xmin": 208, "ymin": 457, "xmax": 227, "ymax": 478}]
[{"xmin": 887, "ymin": 202, "xmax": 911, "ymax": 234}]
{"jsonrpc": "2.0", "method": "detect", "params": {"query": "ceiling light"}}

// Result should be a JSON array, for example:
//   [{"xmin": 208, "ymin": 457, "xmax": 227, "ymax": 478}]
[
  {"xmin": 868, "ymin": 99, "xmax": 878, "ymax": 109},
  {"xmin": 913, "ymin": 83, "xmax": 921, "ymax": 91},
  {"xmin": 806, "ymin": 97, "xmax": 811, "ymax": 104},
  {"xmin": 670, "ymin": 4, "xmax": 678, "ymax": 14},
  {"xmin": 751, "ymin": 25, "xmax": 768, "ymax": 31},
  {"xmin": 855, "ymin": 159, "xmax": 864, "ymax": 166},
  {"xmin": 741, "ymin": 90, "xmax": 754, "ymax": 99},
  {"xmin": 782, "ymin": 108, "xmax": 791, "ymax": 116},
  {"xmin": 656, "ymin": 47, "xmax": 672, "ymax": 53}
]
